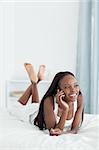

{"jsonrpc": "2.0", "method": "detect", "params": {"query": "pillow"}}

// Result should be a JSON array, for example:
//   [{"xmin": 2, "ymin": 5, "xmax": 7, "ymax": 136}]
[{"xmin": 8, "ymin": 101, "xmax": 39, "ymax": 122}]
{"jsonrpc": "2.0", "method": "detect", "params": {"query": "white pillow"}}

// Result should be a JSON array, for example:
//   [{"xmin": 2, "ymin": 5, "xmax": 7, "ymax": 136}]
[{"xmin": 8, "ymin": 101, "xmax": 39, "ymax": 122}]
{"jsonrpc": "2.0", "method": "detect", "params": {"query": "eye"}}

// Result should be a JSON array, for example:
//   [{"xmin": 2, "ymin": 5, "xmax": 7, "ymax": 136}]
[
  {"xmin": 64, "ymin": 85, "xmax": 71, "ymax": 89},
  {"xmin": 74, "ymin": 84, "xmax": 79, "ymax": 88}
]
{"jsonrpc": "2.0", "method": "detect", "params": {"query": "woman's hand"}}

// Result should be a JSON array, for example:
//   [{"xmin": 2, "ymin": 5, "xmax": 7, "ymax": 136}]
[
  {"xmin": 56, "ymin": 89, "xmax": 69, "ymax": 111},
  {"xmin": 49, "ymin": 128, "xmax": 63, "ymax": 136},
  {"xmin": 66, "ymin": 129, "xmax": 78, "ymax": 134}
]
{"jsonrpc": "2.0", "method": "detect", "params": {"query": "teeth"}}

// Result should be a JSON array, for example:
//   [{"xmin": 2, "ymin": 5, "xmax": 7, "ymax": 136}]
[{"xmin": 70, "ymin": 94, "xmax": 76, "ymax": 97}]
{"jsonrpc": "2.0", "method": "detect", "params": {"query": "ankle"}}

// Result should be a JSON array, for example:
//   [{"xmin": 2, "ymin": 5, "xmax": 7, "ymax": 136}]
[{"xmin": 18, "ymin": 100, "xmax": 27, "ymax": 105}]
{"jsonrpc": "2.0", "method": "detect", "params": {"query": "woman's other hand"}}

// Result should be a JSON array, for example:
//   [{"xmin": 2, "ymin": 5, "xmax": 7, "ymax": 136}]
[
  {"xmin": 66, "ymin": 129, "xmax": 78, "ymax": 134},
  {"xmin": 49, "ymin": 128, "xmax": 63, "ymax": 136}
]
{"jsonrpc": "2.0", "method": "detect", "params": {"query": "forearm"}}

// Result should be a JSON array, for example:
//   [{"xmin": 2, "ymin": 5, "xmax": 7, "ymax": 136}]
[
  {"xmin": 71, "ymin": 110, "xmax": 82, "ymax": 132},
  {"xmin": 66, "ymin": 116, "xmax": 81, "ymax": 134},
  {"xmin": 71, "ymin": 119, "xmax": 80, "ymax": 131},
  {"xmin": 55, "ymin": 109, "xmax": 69, "ymax": 130}
]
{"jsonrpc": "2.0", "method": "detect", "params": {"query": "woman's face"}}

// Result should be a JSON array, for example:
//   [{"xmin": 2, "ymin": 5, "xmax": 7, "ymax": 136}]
[{"xmin": 59, "ymin": 75, "xmax": 80, "ymax": 102}]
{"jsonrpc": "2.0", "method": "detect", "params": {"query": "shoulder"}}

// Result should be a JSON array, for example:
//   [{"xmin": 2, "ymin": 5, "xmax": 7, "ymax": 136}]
[
  {"xmin": 77, "ymin": 93, "xmax": 84, "ymax": 109},
  {"xmin": 44, "ymin": 96, "xmax": 53, "ymax": 104},
  {"xmin": 44, "ymin": 96, "xmax": 54, "ymax": 109}
]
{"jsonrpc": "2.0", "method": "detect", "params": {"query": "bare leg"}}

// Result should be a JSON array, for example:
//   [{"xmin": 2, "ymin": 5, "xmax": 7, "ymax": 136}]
[
  {"xmin": 31, "ymin": 83, "xmax": 39, "ymax": 103},
  {"xmin": 18, "ymin": 64, "xmax": 46, "ymax": 105},
  {"xmin": 18, "ymin": 83, "xmax": 39, "ymax": 105}
]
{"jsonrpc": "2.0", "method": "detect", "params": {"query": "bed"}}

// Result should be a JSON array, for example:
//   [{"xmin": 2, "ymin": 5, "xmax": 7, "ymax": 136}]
[{"xmin": 0, "ymin": 106, "xmax": 99, "ymax": 150}]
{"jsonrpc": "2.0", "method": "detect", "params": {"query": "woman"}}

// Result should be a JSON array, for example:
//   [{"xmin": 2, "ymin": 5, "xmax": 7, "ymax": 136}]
[{"xmin": 18, "ymin": 63, "xmax": 84, "ymax": 136}]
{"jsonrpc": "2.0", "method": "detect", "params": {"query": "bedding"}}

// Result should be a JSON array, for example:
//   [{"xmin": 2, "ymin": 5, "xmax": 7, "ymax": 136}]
[{"xmin": 0, "ymin": 107, "xmax": 99, "ymax": 150}]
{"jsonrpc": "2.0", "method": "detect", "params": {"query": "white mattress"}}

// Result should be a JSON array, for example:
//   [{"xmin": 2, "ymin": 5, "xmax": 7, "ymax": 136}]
[{"xmin": 0, "ymin": 108, "xmax": 99, "ymax": 150}]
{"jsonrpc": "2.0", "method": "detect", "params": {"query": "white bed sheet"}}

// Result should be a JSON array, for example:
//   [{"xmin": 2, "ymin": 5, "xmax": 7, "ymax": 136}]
[{"xmin": 0, "ymin": 108, "xmax": 99, "ymax": 150}]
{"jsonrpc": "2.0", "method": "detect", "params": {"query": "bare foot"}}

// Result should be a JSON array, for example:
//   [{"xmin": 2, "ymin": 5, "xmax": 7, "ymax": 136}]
[
  {"xmin": 37, "ymin": 65, "xmax": 46, "ymax": 81},
  {"xmin": 24, "ymin": 63, "xmax": 38, "ymax": 83}
]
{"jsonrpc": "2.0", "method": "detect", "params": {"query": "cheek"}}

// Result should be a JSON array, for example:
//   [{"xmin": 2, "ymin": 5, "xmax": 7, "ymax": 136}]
[{"xmin": 64, "ymin": 90, "xmax": 70, "ymax": 96}]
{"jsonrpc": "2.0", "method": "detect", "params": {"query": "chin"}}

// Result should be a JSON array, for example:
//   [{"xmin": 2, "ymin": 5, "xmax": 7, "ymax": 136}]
[{"xmin": 70, "ymin": 98, "xmax": 76, "ymax": 102}]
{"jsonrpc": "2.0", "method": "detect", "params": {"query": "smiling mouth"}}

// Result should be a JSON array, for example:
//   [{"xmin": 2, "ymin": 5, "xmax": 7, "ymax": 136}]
[{"xmin": 69, "ymin": 93, "xmax": 77, "ymax": 99}]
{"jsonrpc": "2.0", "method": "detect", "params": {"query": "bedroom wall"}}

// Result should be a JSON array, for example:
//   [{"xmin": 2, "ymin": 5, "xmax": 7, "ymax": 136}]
[{"xmin": 0, "ymin": 0, "xmax": 79, "ymax": 107}]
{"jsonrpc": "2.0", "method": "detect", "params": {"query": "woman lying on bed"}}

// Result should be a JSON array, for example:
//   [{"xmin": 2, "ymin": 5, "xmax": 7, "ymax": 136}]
[{"xmin": 18, "ymin": 63, "xmax": 84, "ymax": 136}]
